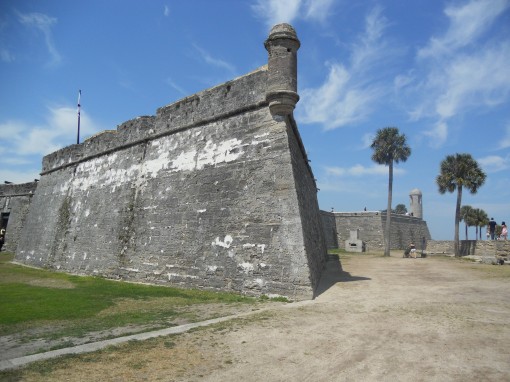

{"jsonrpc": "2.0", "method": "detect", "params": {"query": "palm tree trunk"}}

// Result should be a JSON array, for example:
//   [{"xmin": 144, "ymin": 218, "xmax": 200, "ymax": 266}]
[
  {"xmin": 384, "ymin": 161, "xmax": 393, "ymax": 257},
  {"xmin": 454, "ymin": 186, "xmax": 463, "ymax": 257}
]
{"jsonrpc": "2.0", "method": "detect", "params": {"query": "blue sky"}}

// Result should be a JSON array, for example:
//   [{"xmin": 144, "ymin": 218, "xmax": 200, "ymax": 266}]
[{"xmin": 1, "ymin": 0, "xmax": 509, "ymax": 241}]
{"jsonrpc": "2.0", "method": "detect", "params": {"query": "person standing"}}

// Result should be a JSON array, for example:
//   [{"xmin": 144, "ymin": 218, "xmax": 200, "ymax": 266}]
[
  {"xmin": 489, "ymin": 218, "xmax": 497, "ymax": 240},
  {"xmin": 0, "ymin": 228, "xmax": 5, "ymax": 251},
  {"xmin": 501, "ymin": 222, "xmax": 508, "ymax": 241}
]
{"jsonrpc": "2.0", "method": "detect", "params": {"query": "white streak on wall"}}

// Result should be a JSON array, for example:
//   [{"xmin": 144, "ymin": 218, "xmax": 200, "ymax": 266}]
[
  {"xmin": 238, "ymin": 262, "xmax": 254, "ymax": 274},
  {"xmin": 197, "ymin": 139, "xmax": 243, "ymax": 169},
  {"xmin": 212, "ymin": 235, "xmax": 233, "ymax": 248},
  {"xmin": 52, "ymin": 135, "xmax": 247, "ymax": 195},
  {"xmin": 251, "ymin": 138, "xmax": 271, "ymax": 146},
  {"xmin": 167, "ymin": 273, "xmax": 199, "ymax": 280},
  {"xmin": 120, "ymin": 267, "xmax": 139, "ymax": 272},
  {"xmin": 170, "ymin": 149, "xmax": 197, "ymax": 172}
]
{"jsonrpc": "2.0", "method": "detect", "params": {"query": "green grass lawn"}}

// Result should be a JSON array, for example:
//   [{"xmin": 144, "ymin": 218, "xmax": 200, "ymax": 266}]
[{"xmin": 0, "ymin": 252, "xmax": 256, "ymax": 338}]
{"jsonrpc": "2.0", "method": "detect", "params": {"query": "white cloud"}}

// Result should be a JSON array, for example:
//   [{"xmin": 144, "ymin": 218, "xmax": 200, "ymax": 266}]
[
  {"xmin": 498, "ymin": 123, "xmax": 510, "ymax": 149},
  {"xmin": 403, "ymin": 0, "xmax": 510, "ymax": 148},
  {"xmin": 297, "ymin": 6, "xmax": 389, "ymax": 130},
  {"xmin": 0, "ymin": 48, "xmax": 14, "ymax": 62},
  {"xmin": 350, "ymin": 6, "xmax": 389, "ymax": 70},
  {"xmin": 192, "ymin": 44, "xmax": 236, "ymax": 74},
  {"xmin": 165, "ymin": 78, "xmax": 187, "ymax": 96},
  {"xmin": 0, "ymin": 105, "xmax": 104, "ymax": 184},
  {"xmin": 304, "ymin": 0, "xmax": 336, "ymax": 23},
  {"xmin": 434, "ymin": 43, "xmax": 510, "ymax": 120},
  {"xmin": 0, "ymin": 106, "xmax": 102, "ymax": 157},
  {"xmin": 393, "ymin": 73, "xmax": 414, "ymax": 91},
  {"xmin": 422, "ymin": 121, "xmax": 448, "ymax": 148},
  {"xmin": 17, "ymin": 11, "xmax": 62, "ymax": 66},
  {"xmin": 361, "ymin": 133, "xmax": 374, "ymax": 149},
  {"xmin": 325, "ymin": 164, "xmax": 405, "ymax": 177},
  {"xmin": 478, "ymin": 155, "xmax": 510, "ymax": 173},
  {"xmin": 252, "ymin": 0, "xmax": 335, "ymax": 27},
  {"xmin": 299, "ymin": 63, "xmax": 380, "ymax": 129},
  {"xmin": 163, "ymin": 5, "xmax": 170, "ymax": 17},
  {"xmin": 252, "ymin": 0, "xmax": 302, "ymax": 26},
  {"xmin": 418, "ymin": 0, "xmax": 510, "ymax": 59}
]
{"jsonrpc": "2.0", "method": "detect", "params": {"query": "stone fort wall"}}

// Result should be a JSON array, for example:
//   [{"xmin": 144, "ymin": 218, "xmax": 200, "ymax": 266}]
[
  {"xmin": 321, "ymin": 211, "xmax": 432, "ymax": 251},
  {"xmin": 14, "ymin": 24, "xmax": 327, "ymax": 300},
  {"xmin": 0, "ymin": 182, "xmax": 38, "ymax": 253}
]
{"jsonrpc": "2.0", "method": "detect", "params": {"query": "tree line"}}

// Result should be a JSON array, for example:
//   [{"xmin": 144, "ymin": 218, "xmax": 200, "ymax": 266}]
[{"xmin": 371, "ymin": 127, "xmax": 486, "ymax": 257}]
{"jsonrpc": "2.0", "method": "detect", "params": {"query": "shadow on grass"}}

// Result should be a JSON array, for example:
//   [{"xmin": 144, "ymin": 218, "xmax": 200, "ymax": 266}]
[{"xmin": 314, "ymin": 255, "xmax": 371, "ymax": 298}]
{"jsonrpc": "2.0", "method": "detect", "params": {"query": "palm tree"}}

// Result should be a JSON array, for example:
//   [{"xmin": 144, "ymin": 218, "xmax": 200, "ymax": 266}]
[
  {"xmin": 371, "ymin": 127, "xmax": 411, "ymax": 257},
  {"xmin": 473, "ymin": 208, "xmax": 489, "ymax": 240},
  {"xmin": 436, "ymin": 153, "xmax": 487, "ymax": 256},
  {"xmin": 460, "ymin": 205, "xmax": 475, "ymax": 240}
]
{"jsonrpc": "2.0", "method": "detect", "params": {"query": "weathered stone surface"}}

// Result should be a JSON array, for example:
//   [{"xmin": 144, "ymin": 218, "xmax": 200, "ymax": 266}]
[
  {"xmin": 14, "ymin": 24, "xmax": 327, "ymax": 300},
  {"xmin": 0, "ymin": 182, "xmax": 37, "ymax": 253},
  {"xmin": 428, "ymin": 239, "xmax": 510, "ymax": 257}
]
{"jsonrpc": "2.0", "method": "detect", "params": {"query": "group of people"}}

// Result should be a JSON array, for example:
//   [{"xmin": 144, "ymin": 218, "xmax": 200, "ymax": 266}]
[{"xmin": 487, "ymin": 218, "xmax": 507, "ymax": 240}]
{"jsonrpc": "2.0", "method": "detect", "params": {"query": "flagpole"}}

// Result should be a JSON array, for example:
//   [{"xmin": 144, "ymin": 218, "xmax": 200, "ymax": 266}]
[{"xmin": 77, "ymin": 90, "xmax": 81, "ymax": 144}]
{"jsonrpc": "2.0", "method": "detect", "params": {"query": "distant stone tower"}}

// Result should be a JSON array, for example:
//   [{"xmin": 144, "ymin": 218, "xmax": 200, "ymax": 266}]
[
  {"xmin": 409, "ymin": 188, "xmax": 423, "ymax": 219},
  {"xmin": 264, "ymin": 23, "xmax": 300, "ymax": 116}
]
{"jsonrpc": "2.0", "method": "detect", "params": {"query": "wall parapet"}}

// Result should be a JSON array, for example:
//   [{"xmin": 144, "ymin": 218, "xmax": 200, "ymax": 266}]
[
  {"xmin": 0, "ymin": 182, "xmax": 38, "ymax": 197},
  {"xmin": 42, "ymin": 68, "xmax": 269, "ymax": 175}
]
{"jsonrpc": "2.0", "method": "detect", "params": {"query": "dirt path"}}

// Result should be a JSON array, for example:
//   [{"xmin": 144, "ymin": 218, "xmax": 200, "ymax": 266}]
[
  {"xmin": 6, "ymin": 254, "xmax": 510, "ymax": 381},
  {"xmin": 202, "ymin": 255, "xmax": 510, "ymax": 382}
]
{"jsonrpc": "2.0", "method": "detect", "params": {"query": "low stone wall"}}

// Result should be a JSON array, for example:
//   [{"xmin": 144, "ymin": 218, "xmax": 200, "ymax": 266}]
[
  {"xmin": 0, "ymin": 182, "xmax": 38, "ymax": 253},
  {"xmin": 320, "ymin": 211, "xmax": 431, "ymax": 251},
  {"xmin": 427, "ymin": 240, "xmax": 510, "ymax": 257}
]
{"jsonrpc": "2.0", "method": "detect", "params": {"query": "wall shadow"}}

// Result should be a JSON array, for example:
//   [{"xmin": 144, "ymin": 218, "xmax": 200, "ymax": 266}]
[{"xmin": 314, "ymin": 255, "xmax": 371, "ymax": 298}]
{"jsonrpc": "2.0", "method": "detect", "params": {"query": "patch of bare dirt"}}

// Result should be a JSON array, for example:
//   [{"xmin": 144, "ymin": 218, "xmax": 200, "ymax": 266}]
[{"xmin": 4, "ymin": 254, "xmax": 510, "ymax": 381}]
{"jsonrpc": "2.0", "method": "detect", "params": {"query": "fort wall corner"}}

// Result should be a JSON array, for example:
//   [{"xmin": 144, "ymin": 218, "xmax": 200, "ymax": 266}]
[{"xmin": 13, "ymin": 24, "xmax": 327, "ymax": 301}]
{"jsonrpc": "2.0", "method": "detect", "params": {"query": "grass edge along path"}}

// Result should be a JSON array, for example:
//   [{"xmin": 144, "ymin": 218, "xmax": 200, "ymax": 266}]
[
  {"xmin": 0, "ymin": 252, "xmax": 280, "ymax": 342},
  {"xmin": 0, "ymin": 307, "xmax": 276, "ymax": 372}
]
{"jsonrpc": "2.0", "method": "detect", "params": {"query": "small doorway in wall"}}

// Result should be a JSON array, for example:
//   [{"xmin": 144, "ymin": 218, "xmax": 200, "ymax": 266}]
[{"xmin": 1, "ymin": 212, "xmax": 9, "ymax": 231}]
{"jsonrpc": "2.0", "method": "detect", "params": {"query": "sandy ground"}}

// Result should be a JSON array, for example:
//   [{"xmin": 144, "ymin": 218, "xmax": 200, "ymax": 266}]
[{"xmin": 4, "ymin": 254, "xmax": 510, "ymax": 381}]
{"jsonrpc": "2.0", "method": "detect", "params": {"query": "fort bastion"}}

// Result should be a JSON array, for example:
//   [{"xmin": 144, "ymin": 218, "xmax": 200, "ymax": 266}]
[{"xmin": 9, "ymin": 24, "xmax": 328, "ymax": 300}]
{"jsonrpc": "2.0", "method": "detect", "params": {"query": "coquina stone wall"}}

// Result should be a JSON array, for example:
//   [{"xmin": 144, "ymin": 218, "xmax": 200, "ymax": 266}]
[
  {"xmin": 0, "ymin": 182, "xmax": 38, "ymax": 253},
  {"xmin": 15, "ymin": 24, "xmax": 327, "ymax": 300},
  {"xmin": 321, "ymin": 211, "xmax": 431, "ymax": 251},
  {"xmin": 426, "ymin": 240, "xmax": 510, "ymax": 257}
]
